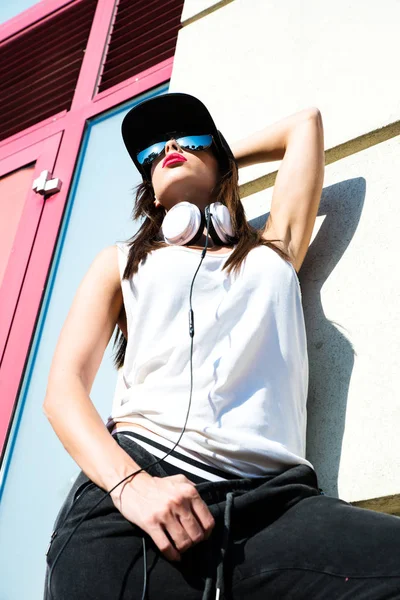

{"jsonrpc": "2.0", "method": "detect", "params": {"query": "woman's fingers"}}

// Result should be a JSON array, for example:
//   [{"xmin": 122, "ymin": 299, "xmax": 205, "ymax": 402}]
[
  {"xmin": 148, "ymin": 525, "xmax": 181, "ymax": 562},
  {"xmin": 165, "ymin": 512, "xmax": 196, "ymax": 553},
  {"xmin": 162, "ymin": 475, "xmax": 215, "ymax": 540},
  {"xmin": 190, "ymin": 495, "xmax": 216, "ymax": 538},
  {"xmin": 147, "ymin": 510, "xmax": 203, "ymax": 560},
  {"xmin": 177, "ymin": 509, "xmax": 206, "ymax": 545},
  {"xmin": 150, "ymin": 497, "xmax": 214, "ymax": 558}
]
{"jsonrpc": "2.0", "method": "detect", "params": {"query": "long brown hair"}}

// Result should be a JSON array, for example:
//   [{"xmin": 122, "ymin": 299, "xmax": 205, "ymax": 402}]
[{"xmin": 112, "ymin": 159, "xmax": 289, "ymax": 368}]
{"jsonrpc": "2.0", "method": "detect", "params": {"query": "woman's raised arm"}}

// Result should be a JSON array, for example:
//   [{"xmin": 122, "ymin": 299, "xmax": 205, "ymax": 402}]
[{"xmin": 232, "ymin": 108, "xmax": 325, "ymax": 272}]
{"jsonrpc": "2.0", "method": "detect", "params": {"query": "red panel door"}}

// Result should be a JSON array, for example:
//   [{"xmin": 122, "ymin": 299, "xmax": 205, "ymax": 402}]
[{"xmin": 0, "ymin": 132, "xmax": 62, "ymax": 451}]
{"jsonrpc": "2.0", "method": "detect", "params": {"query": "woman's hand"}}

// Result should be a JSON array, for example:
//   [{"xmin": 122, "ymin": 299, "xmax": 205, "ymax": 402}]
[{"xmin": 111, "ymin": 472, "xmax": 215, "ymax": 562}]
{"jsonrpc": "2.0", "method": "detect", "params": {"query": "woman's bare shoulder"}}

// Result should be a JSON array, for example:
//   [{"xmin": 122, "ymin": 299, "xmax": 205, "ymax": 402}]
[
  {"xmin": 91, "ymin": 245, "xmax": 121, "ymax": 283},
  {"xmin": 96, "ymin": 243, "xmax": 120, "ymax": 262},
  {"xmin": 70, "ymin": 244, "xmax": 122, "ymax": 320}
]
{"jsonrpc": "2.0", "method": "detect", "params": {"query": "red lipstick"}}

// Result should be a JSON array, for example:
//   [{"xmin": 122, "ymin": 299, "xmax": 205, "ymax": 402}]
[{"xmin": 162, "ymin": 153, "xmax": 187, "ymax": 168}]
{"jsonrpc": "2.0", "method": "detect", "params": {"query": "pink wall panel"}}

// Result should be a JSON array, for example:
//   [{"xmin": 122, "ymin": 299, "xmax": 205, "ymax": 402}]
[{"xmin": 0, "ymin": 165, "xmax": 35, "ymax": 286}]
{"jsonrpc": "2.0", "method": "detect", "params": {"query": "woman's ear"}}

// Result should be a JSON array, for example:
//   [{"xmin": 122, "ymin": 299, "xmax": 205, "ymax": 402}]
[{"xmin": 154, "ymin": 195, "xmax": 162, "ymax": 208}]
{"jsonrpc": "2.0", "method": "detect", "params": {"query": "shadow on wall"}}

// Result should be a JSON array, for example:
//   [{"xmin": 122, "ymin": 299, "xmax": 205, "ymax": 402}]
[{"xmin": 249, "ymin": 177, "xmax": 366, "ymax": 498}]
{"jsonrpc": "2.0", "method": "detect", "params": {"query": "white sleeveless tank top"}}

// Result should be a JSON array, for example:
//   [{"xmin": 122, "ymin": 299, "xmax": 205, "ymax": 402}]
[{"xmin": 107, "ymin": 242, "xmax": 313, "ymax": 478}]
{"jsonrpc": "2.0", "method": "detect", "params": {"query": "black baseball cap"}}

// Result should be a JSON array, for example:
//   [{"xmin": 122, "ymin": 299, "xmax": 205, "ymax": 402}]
[{"xmin": 121, "ymin": 92, "xmax": 237, "ymax": 181}]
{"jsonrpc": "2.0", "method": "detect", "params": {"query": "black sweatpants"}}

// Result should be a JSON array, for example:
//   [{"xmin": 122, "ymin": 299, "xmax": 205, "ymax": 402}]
[{"xmin": 44, "ymin": 433, "xmax": 400, "ymax": 599}]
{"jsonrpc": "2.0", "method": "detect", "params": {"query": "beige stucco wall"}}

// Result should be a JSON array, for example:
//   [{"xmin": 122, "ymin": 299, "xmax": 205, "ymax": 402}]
[{"xmin": 170, "ymin": 0, "xmax": 400, "ymax": 502}]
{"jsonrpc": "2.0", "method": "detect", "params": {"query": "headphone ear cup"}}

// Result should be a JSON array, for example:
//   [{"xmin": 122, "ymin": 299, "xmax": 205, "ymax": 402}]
[
  {"xmin": 208, "ymin": 202, "xmax": 234, "ymax": 244},
  {"xmin": 207, "ymin": 217, "xmax": 224, "ymax": 246},
  {"xmin": 187, "ymin": 210, "xmax": 206, "ymax": 246},
  {"xmin": 161, "ymin": 202, "xmax": 205, "ymax": 246}
]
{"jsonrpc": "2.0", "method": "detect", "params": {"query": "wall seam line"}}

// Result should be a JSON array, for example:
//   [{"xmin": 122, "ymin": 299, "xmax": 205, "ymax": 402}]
[
  {"xmin": 181, "ymin": 0, "xmax": 236, "ymax": 27},
  {"xmin": 351, "ymin": 492, "xmax": 400, "ymax": 517}
]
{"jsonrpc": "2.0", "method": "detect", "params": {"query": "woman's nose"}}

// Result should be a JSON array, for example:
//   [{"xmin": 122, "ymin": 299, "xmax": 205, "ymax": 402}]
[{"xmin": 164, "ymin": 139, "xmax": 181, "ymax": 154}]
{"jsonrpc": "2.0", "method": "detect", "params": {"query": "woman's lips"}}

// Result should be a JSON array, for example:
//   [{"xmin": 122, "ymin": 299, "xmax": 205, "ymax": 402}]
[{"xmin": 162, "ymin": 153, "xmax": 187, "ymax": 168}]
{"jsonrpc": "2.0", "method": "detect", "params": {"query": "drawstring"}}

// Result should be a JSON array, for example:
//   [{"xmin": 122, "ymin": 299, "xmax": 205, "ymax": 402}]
[
  {"xmin": 216, "ymin": 492, "xmax": 234, "ymax": 599},
  {"xmin": 202, "ymin": 576, "xmax": 214, "ymax": 600},
  {"xmin": 202, "ymin": 491, "xmax": 234, "ymax": 600},
  {"xmin": 141, "ymin": 537, "xmax": 148, "ymax": 600}
]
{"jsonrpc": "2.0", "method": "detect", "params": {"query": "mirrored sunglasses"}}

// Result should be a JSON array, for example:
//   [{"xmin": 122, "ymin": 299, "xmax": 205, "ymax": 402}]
[{"xmin": 137, "ymin": 134, "xmax": 214, "ymax": 167}]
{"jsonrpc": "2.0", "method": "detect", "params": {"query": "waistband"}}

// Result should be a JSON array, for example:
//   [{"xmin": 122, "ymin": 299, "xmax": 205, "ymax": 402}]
[{"xmin": 113, "ymin": 428, "xmax": 239, "ymax": 482}]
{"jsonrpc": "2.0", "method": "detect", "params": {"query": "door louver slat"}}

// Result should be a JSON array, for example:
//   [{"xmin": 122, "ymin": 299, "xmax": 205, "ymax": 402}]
[
  {"xmin": 115, "ymin": 0, "xmax": 179, "ymax": 22},
  {"xmin": 102, "ymin": 48, "xmax": 175, "ymax": 91},
  {"xmin": 98, "ymin": 0, "xmax": 184, "ymax": 94},
  {"xmin": 0, "ymin": 0, "xmax": 97, "ymax": 143},
  {"xmin": 105, "ymin": 12, "xmax": 180, "ymax": 61},
  {"xmin": 103, "ymin": 22, "xmax": 180, "ymax": 75},
  {"xmin": 2, "ymin": 70, "xmax": 80, "ymax": 122},
  {"xmin": 2, "ymin": 81, "xmax": 79, "ymax": 140},
  {"xmin": 114, "ymin": 0, "xmax": 180, "ymax": 28},
  {"xmin": 0, "ymin": 49, "xmax": 85, "ymax": 95},
  {"xmin": 0, "ymin": 17, "xmax": 92, "ymax": 68},
  {"xmin": 101, "ymin": 33, "xmax": 179, "ymax": 86}
]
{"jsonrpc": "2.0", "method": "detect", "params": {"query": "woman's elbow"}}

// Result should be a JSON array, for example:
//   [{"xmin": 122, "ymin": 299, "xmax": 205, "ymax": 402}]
[
  {"xmin": 42, "ymin": 371, "xmax": 73, "ymax": 418},
  {"xmin": 43, "ymin": 386, "xmax": 61, "ymax": 421}
]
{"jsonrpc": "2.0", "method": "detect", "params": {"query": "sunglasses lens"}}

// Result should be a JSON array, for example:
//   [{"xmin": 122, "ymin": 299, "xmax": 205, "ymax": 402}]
[
  {"xmin": 137, "ymin": 141, "xmax": 166, "ymax": 166},
  {"xmin": 136, "ymin": 134, "xmax": 214, "ymax": 168},
  {"xmin": 178, "ymin": 134, "xmax": 213, "ymax": 151}
]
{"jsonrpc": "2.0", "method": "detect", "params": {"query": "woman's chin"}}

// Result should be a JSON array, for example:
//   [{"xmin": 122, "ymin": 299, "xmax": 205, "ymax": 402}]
[{"xmin": 156, "ymin": 179, "xmax": 214, "ymax": 211}]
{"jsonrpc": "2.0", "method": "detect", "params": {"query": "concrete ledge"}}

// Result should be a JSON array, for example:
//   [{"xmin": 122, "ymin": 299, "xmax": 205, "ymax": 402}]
[
  {"xmin": 181, "ymin": 0, "xmax": 235, "ymax": 26},
  {"xmin": 352, "ymin": 494, "xmax": 400, "ymax": 517}
]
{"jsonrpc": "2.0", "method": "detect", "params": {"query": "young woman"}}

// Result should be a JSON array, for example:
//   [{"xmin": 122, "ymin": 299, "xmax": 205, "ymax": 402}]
[{"xmin": 43, "ymin": 93, "xmax": 400, "ymax": 600}]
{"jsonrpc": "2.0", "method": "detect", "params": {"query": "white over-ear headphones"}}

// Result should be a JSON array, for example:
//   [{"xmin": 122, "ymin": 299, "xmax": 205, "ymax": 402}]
[{"xmin": 161, "ymin": 201, "xmax": 234, "ymax": 246}]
